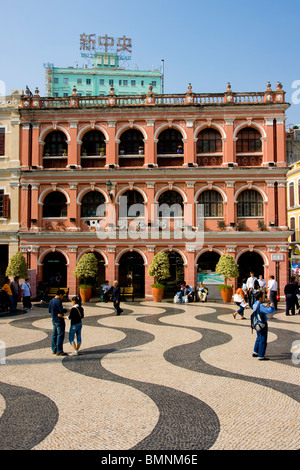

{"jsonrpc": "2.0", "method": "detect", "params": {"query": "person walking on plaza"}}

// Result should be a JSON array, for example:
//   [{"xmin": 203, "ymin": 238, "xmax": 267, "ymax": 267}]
[
  {"xmin": 102, "ymin": 280, "xmax": 112, "ymax": 303},
  {"xmin": 49, "ymin": 289, "xmax": 68, "ymax": 356},
  {"xmin": 112, "ymin": 280, "xmax": 123, "ymax": 315},
  {"xmin": 233, "ymin": 283, "xmax": 247, "ymax": 319},
  {"xmin": 251, "ymin": 291, "xmax": 275, "ymax": 361},
  {"xmin": 2, "ymin": 277, "xmax": 16, "ymax": 313},
  {"xmin": 284, "ymin": 277, "xmax": 298, "ymax": 316},
  {"xmin": 268, "ymin": 275, "xmax": 278, "ymax": 310},
  {"xmin": 21, "ymin": 278, "xmax": 32, "ymax": 312},
  {"xmin": 68, "ymin": 296, "xmax": 84, "ymax": 356},
  {"xmin": 10, "ymin": 276, "xmax": 20, "ymax": 311}
]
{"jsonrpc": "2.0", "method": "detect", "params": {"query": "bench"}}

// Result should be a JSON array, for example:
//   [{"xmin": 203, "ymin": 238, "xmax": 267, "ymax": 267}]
[
  {"xmin": 120, "ymin": 286, "xmax": 134, "ymax": 302},
  {"xmin": 47, "ymin": 287, "xmax": 69, "ymax": 301}
]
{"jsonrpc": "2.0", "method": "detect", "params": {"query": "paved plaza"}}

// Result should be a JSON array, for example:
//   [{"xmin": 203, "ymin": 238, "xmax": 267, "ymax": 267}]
[{"xmin": 0, "ymin": 298, "xmax": 299, "ymax": 451}]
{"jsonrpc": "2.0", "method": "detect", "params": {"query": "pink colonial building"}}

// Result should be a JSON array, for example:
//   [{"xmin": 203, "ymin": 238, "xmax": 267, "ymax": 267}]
[{"xmin": 18, "ymin": 81, "xmax": 290, "ymax": 299}]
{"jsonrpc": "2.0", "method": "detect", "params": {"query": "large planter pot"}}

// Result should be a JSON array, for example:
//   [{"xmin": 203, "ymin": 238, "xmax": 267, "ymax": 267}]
[
  {"xmin": 220, "ymin": 287, "xmax": 233, "ymax": 303},
  {"xmin": 152, "ymin": 286, "xmax": 164, "ymax": 302},
  {"xmin": 79, "ymin": 286, "xmax": 92, "ymax": 303}
]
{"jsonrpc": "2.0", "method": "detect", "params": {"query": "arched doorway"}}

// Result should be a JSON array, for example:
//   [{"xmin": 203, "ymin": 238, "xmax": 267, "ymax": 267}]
[
  {"xmin": 118, "ymin": 251, "xmax": 145, "ymax": 297},
  {"xmin": 42, "ymin": 251, "xmax": 67, "ymax": 287},
  {"xmin": 165, "ymin": 251, "xmax": 184, "ymax": 296},
  {"xmin": 197, "ymin": 251, "xmax": 221, "ymax": 299},
  {"xmin": 78, "ymin": 251, "xmax": 106, "ymax": 295},
  {"xmin": 237, "ymin": 251, "xmax": 264, "ymax": 283}
]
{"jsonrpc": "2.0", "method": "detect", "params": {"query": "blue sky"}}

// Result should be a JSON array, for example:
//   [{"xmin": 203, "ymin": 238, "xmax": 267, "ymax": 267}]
[{"xmin": 1, "ymin": 0, "xmax": 300, "ymax": 125}]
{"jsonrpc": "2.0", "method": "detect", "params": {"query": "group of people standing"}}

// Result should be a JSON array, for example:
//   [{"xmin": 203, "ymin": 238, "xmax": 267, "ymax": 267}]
[
  {"xmin": 1, "ymin": 276, "xmax": 33, "ymax": 313},
  {"xmin": 233, "ymin": 273, "xmax": 278, "ymax": 320}
]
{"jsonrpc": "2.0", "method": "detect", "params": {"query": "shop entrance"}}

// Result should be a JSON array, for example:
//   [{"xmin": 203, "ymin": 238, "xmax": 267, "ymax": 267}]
[
  {"xmin": 119, "ymin": 251, "xmax": 145, "ymax": 297},
  {"xmin": 165, "ymin": 251, "xmax": 184, "ymax": 296},
  {"xmin": 42, "ymin": 251, "xmax": 67, "ymax": 287}
]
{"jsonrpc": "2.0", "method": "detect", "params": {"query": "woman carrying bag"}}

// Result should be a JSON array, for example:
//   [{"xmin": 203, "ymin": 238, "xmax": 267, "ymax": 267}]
[
  {"xmin": 68, "ymin": 296, "xmax": 84, "ymax": 356},
  {"xmin": 233, "ymin": 283, "xmax": 248, "ymax": 319}
]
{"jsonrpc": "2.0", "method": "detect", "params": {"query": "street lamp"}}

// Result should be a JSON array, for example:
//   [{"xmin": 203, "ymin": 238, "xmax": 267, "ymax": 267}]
[{"xmin": 106, "ymin": 180, "xmax": 113, "ymax": 202}]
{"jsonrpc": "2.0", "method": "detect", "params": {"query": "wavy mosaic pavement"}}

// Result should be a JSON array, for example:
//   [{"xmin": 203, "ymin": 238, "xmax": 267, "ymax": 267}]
[{"xmin": 0, "ymin": 299, "xmax": 299, "ymax": 450}]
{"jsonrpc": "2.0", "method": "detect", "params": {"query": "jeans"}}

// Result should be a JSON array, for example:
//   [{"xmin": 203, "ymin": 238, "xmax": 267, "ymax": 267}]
[
  {"xmin": 235, "ymin": 302, "xmax": 244, "ymax": 316},
  {"xmin": 52, "ymin": 321, "xmax": 65, "ymax": 354},
  {"xmin": 8, "ymin": 295, "xmax": 16, "ymax": 313},
  {"xmin": 254, "ymin": 324, "xmax": 268, "ymax": 358},
  {"xmin": 69, "ymin": 323, "xmax": 82, "ymax": 344}
]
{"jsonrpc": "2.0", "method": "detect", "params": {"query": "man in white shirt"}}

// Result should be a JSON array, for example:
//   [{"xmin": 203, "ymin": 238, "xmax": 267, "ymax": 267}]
[
  {"xmin": 246, "ymin": 272, "xmax": 258, "ymax": 308},
  {"xmin": 268, "ymin": 275, "xmax": 278, "ymax": 310},
  {"xmin": 21, "ymin": 278, "xmax": 32, "ymax": 312}
]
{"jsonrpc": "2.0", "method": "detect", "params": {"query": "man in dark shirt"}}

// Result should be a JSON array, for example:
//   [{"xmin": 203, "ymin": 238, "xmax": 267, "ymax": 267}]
[
  {"xmin": 49, "ymin": 290, "xmax": 68, "ymax": 355},
  {"xmin": 284, "ymin": 277, "xmax": 298, "ymax": 316},
  {"xmin": 111, "ymin": 280, "xmax": 123, "ymax": 315}
]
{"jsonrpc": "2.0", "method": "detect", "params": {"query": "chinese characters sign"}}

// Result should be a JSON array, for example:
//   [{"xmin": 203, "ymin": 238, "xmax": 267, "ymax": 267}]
[{"xmin": 80, "ymin": 33, "xmax": 132, "ymax": 55}]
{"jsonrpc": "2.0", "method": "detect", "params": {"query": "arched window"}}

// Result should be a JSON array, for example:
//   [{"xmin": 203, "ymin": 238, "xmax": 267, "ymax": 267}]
[
  {"xmin": 81, "ymin": 191, "xmax": 106, "ymax": 218},
  {"xmin": 198, "ymin": 190, "xmax": 223, "ymax": 217},
  {"xmin": 236, "ymin": 128, "xmax": 262, "ymax": 153},
  {"xmin": 119, "ymin": 129, "xmax": 144, "ymax": 155},
  {"xmin": 237, "ymin": 189, "xmax": 263, "ymax": 217},
  {"xmin": 44, "ymin": 131, "xmax": 67, "ymax": 156},
  {"xmin": 290, "ymin": 217, "xmax": 296, "ymax": 242},
  {"xmin": 157, "ymin": 129, "xmax": 183, "ymax": 154},
  {"xmin": 43, "ymin": 192, "xmax": 67, "ymax": 218},
  {"xmin": 289, "ymin": 182, "xmax": 295, "ymax": 207},
  {"xmin": 158, "ymin": 191, "xmax": 183, "ymax": 217},
  {"xmin": 81, "ymin": 130, "xmax": 106, "ymax": 156},
  {"xmin": 119, "ymin": 190, "xmax": 145, "ymax": 217},
  {"xmin": 197, "ymin": 129, "xmax": 222, "ymax": 153}
]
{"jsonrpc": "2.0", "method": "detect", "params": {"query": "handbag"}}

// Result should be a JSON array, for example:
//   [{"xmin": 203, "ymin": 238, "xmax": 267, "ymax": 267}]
[{"xmin": 233, "ymin": 293, "xmax": 243, "ymax": 303}]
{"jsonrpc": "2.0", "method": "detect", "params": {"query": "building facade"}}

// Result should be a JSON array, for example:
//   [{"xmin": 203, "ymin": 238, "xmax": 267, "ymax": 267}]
[
  {"xmin": 45, "ymin": 53, "xmax": 162, "ymax": 97},
  {"xmin": 286, "ymin": 159, "xmax": 300, "ymax": 277},
  {"xmin": 0, "ymin": 91, "xmax": 22, "ymax": 283},
  {"xmin": 18, "ymin": 81, "xmax": 290, "ymax": 299}
]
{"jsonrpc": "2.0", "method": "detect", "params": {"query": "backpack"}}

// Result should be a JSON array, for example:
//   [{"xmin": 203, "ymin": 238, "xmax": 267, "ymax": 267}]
[{"xmin": 250, "ymin": 303, "xmax": 266, "ymax": 333}]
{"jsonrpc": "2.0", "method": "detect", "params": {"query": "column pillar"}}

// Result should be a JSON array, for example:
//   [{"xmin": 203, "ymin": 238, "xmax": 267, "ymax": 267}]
[
  {"xmin": 263, "ymin": 118, "xmax": 275, "ymax": 165},
  {"xmin": 276, "ymin": 118, "xmax": 287, "ymax": 167},
  {"xmin": 145, "ymin": 246, "xmax": 155, "ymax": 299},
  {"xmin": 67, "ymin": 246, "xmax": 78, "ymax": 297},
  {"xmin": 20, "ymin": 183, "xmax": 29, "ymax": 230},
  {"xmin": 185, "ymin": 249, "xmax": 196, "ymax": 289},
  {"xmin": 105, "ymin": 121, "xmax": 118, "ymax": 167},
  {"xmin": 183, "ymin": 120, "xmax": 196, "ymax": 167},
  {"xmin": 21, "ymin": 123, "xmax": 30, "ymax": 169},
  {"xmin": 68, "ymin": 121, "xmax": 80, "ymax": 168},
  {"xmin": 30, "ymin": 184, "xmax": 40, "ymax": 229},
  {"xmin": 277, "ymin": 181, "xmax": 288, "ymax": 228},
  {"xmin": 31, "ymin": 123, "xmax": 42, "ymax": 168},
  {"xmin": 144, "ymin": 120, "xmax": 157, "ymax": 167},
  {"xmin": 68, "ymin": 183, "xmax": 78, "ymax": 222},
  {"xmin": 225, "ymin": 181, "xmax": 235, "ymax": 226},
  {"xmin": 223, "ymin": 119, "xmax": 235, "ymax": 166},
  {"xmin": 106, "ymin": 246, "xmax": 116, "ymax": 283},
  {"xmin": 266, "ymin": 181, "xmax": 276, "ymax": 226}
]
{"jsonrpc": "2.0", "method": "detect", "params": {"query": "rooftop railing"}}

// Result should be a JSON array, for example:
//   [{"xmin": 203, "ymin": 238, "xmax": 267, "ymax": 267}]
[{"xmin": 21, "ymin": 82, "xmax": 286, "ymax": 110}]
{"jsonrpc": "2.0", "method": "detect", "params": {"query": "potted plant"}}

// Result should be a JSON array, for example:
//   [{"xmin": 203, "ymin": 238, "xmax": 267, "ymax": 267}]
[
  {"xmin": 216, "ymin": 254, "xmax": 239, "ymax": 303},
  {"xmin": 73, "ymin": 252, "xmax": 98, "ymax": 302},
  {"xmin": 257, "ymin": 219, "xmax": 266, "ymax": 231},
  {"xmin": 236, "ymin": 220, "xmax": 246, "ymax": 231},
  {"xmin": 138, "ymin": 145, "xmax": 144, "ymax": 155},
  {"xmin": 100, "ymin": 147, "xmax": 105, "ymax": 156},
  {"xmin": 6, "ymin": 252, "xmax": 28, "ymax": 279},
  {"xmin": 148, "ymin": 252, "xmax": 170, "ymax": 302},
  {"xmin": 217, "ymin": 220, "xmax": 226, "ymax": 231}
]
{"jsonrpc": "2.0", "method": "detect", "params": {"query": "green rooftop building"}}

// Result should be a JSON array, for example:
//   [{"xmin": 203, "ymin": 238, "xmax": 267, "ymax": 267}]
[{"xmin": 45, "ymin": 52, "xmax": 163, "ymax": 97}]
